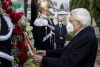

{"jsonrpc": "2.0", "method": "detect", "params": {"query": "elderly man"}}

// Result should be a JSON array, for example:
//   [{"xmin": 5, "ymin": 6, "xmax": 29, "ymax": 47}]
[
  {"xmin": 31, "ymin": 8, "xmax": 98, "ymax": 67},
  {"xmin": 55, "ymin": 17, "xmax": 67, "ymax": 49}
]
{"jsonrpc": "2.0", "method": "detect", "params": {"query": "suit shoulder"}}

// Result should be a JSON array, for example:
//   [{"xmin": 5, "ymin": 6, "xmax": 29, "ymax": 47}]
[
  {"xmin": 81, "ymin": 30, "xmax": 97, "ymax": 42},
  {"xmin": 34, "ymin": 18, "xmax": 40, "ymax": 22},
  {"xmin": 34, "ymin": 18, "xmax": 48, "ymax": 26}
]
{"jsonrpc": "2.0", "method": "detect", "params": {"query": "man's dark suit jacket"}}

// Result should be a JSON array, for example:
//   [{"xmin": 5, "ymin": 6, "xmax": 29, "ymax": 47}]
[
  {"xmin": 42, "ymin": 26, "xmax": 98, "ymax": 67},
  {"xmin": 55, "ymin": 24, "xmax": 67, "ymax": 44}
]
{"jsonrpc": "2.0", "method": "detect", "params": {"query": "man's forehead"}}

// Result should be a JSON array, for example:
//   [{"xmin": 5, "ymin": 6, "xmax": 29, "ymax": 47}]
[{"xmin": 69, "ymin": 15, "xmax": 73, "ymax": 20}]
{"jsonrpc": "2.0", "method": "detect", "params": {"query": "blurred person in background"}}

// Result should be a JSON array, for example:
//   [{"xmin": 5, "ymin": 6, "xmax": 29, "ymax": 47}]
[{"xmin": 55, "ymin": 17, "xmax": 67, "ymax": 49}]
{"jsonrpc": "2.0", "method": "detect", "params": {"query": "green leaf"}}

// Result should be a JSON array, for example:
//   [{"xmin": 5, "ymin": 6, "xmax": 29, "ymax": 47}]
[{"xmin": 15, "ymin": 56, "xmax": 20, "ymax": 62}]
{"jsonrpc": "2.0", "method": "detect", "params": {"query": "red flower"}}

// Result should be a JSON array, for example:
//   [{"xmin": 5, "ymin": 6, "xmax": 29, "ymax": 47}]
[
  {"xmin": 17, "ymin": 41, "xmax": 26, "ymax": 50},
  {"xmin": 5, "ymin": 8, "xmax": 12, "ymax": 14},
  {"xmin": 18, "ymin": 53, "xmax": 28, "ymax": 66},
  {"xmin": 6, "ymin": 0, "xmax": 12, "ymax": 6},
  {"xmin": 13, "ymin": 28, "xmax": 19, "ymax": 35},
  {"xmin": 9, "ymin": 11, "xmax": 16, "ymax": 19},
  {"xmin": 16, "ymin": 12, "xmax": 23, "ymax": 20},
  {"xmin": 2, "ymin": 2, "xmax": 9, "ymax": 9},
  {"xmin": 20, "ymin": 32, "xmax": 24, "ymax": 38},
  {"xmin": 19, "ymin": 61, "xmax": 24, "ymax": 67},
  {"xmin": 6, "ymin": 0, "xmax": 10, "ymax": 1},
  {"xmin": 13, "ymin": 25, "xmax": 21, "ymax": 35},
  {"xmin": 18, "ymin": 53, "xmax": 27, "ymax": 61},
  {"xmin": 9, "ymin": 11, "xmax": 21, "ymax": 23},
  {"xmin": 11, "ymin": 18, "xmax": 18, "ymax": 24},
  {"xmin": 1, "ymin": 0, "xmax": 12, "ymax": 10},
  {"xmin": 11, "ymin": 44, "xmax": 15, "ymax": 49},
  {"xmin": 16, "ymin": 25, "xmax": 21, "ymax": 31}
]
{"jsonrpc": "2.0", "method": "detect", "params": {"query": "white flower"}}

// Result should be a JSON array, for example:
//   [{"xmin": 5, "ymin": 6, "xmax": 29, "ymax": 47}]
[
  {"xmin": 26, "ymin": 28, "xmax": 30, "ymax": 32},
  {"xmin": 26, "ymin": 27, "xmax": 31, "ymax": 32},
  {"xmin": 27, "ymin": 26, "xmax": 33, "ymax": 31},
  {"xmin": 28, "ymin": 32, "xmax": 33, "ymax": 35},
  {"xmin": 22, "ymin": 16, "xmax": 26, "ymax": 19},
  {"xmin": 30, "ymin": 26, "xmax": 33, "ymax": 30},
  {"xmin": 26, "ymin": 26, "xmax": 33, "ymax": 32},
  {"xmin": 28, "ymin": 35, "xmax": 33, "ymax": 39},
  {"xmin": 24, "ymin": 32, "xmax": 28, "ymax": 36},
  {"xmin": 20, "ymin": 19, "xmax": 26, "ymax": 26},
  {"xmin": 26, "ymin": 22, "xmax": 30, "ymax": 26},
  {"xmin": 22, "ymin": 22, "xmax": 27, "ymax": 26},
  {"xmin": 19, "ymin": 18, "xmax": 23, "ymax": 22}
]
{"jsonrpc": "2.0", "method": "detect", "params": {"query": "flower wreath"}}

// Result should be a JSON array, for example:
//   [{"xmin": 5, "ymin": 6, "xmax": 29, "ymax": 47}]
[{"xmin": 1, "ymin": 0, "xmax": 37, "ymax": 67}]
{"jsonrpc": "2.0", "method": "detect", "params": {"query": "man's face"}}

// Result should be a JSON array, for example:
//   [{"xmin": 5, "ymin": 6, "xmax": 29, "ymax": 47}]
[
  {"xmin": 58, "ymin": 18, "xmax": 62, "ymax": 22},
  {"xmin": 69, "ymin": 14, "xmax": 82, "ymax": 34}
]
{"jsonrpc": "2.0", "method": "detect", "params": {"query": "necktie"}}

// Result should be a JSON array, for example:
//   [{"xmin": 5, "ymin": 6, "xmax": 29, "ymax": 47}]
[{"xmin": 59, "ymin": 24, "xmax": 62, "ymax": 35}]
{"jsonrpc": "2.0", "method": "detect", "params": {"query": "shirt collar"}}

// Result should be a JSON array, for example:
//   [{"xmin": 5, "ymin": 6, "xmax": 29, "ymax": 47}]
[
  {"xmin": 75, "ymin": 28, "xmax": 84, "ymax": 35},
  {"xmin": 59, "ymin": 22, "xmax": 62, "ymax": 25},
  {"xmin": 41, "ymin": 14, "xmax": 48, "ymax": 19}
]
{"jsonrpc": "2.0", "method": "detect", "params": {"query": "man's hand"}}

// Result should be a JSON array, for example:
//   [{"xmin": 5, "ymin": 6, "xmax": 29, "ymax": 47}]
[
  {"xmin": 31, "ymin": 54, "xmax": 43, "ymax": 63},
  {"xmin": 36, "ymin": 50, "xmax": 46, "ymax": 56},
  {"xmin": 59, "ymin": 37, "xmax": 63, "ymax": 40}
]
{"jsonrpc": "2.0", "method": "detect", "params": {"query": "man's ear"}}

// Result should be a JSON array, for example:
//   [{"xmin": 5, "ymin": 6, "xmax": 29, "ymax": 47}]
[{"xmin": 78, "ymin": 21, "xmax": 82, "ymax": 28}]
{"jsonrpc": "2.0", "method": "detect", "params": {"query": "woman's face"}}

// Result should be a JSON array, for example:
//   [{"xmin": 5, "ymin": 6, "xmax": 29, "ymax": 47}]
[{"xmin": 42, "ymin": 9, "xmax": 48, "ymax": 16}]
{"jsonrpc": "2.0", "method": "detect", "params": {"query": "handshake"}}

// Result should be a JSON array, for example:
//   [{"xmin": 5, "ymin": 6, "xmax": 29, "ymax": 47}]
[{"xmin": 31, "ymin": 50, "xmax": 46, "ymax": 63}]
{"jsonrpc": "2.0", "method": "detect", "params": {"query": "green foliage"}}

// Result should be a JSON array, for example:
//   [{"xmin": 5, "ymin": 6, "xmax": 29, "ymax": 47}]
[
  {"xmin": 98, "ymin": 44, "xmax": 100, "ymax": 50},
  {"xmin": 76, "ymin": 0, "xmax": 90, "ymax": 11},
  {"xmin": 97, "ymin": 19, "xmax": 100, "ymax": 31},
  {"xmin": 69, "ymin": 0, "xmax": 75, "ymax": 11},
  {"xmin": 0, "ymin": 0, "xmax": 3, "ymax": 2},
  {"xmin": 95, "ymin": 0, "xmax": 100, "ymax": 9},
  {"xmin": 70, "ymin": 0, "xmax": 90, "ymax": 11},
  {"xmin": 66, "ymin": 33, "xmax": 74, "ymax": 41},
  {"xmin": 95, "ymin": 0, "xmax": 100, "ymax": 29},
  {"xmin": 90, "ymin": 0, "xmax": 100, "ymax": 29},
  {"xmin": 24, "ymin": 0, "xmax": 28, "ymax": 17},
  {"xmin": 70, "ymin": 0, "xmax": 100, "ymax": 30},
  {"xmin": 77, "ymin": 0, "xmax": 83, "ymax": 8},
  {"xmin": 60, "ymin": 3, "xmax": 64, "ymax": 9},
  {"xmin": 86, "ymin": 0, "xmax": 90, "ymax": 11},
  {"xmin": 69, "ymin": 0, "xmax": 72, "ymax": 10},
  {"xmin": 71, "ymin": 0, "xmax": 78, "ymax": 10}
]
